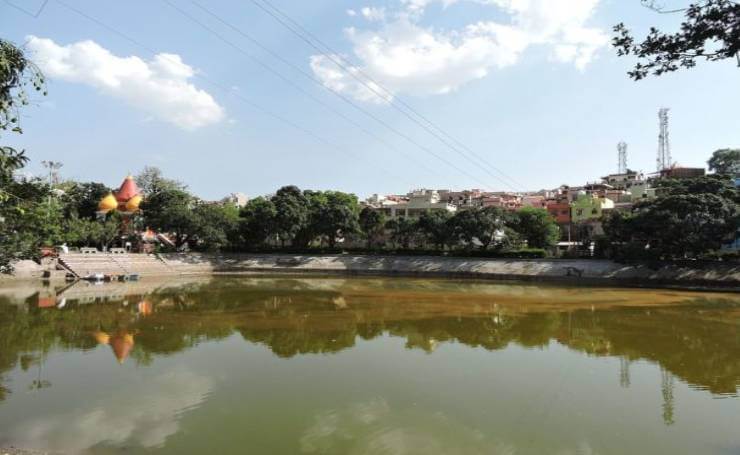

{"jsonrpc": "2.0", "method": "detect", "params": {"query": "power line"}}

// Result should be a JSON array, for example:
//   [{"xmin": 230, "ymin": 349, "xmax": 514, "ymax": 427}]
[
  {"xmin": 180, "ymin": 0, "xmax": 494, "ymax": 190},
  {"xmin": 162, "ymin": 0, "xmax": 445, "ymax": 183},
  {"xmin": 1, "ymin": 0, "xmax": 49, "ymax": 17},
  {"xmin": 51, "ymin": 0, "xmax": 413, "ymax": 189},
  {"xmin": 251, "ymin": 0, "xmax": 526, "ymax": 192}
]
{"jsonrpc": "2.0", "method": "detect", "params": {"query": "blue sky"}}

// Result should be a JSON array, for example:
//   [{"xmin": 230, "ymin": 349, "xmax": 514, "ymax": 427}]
[{"xmin": 2, "ymin": 0, "xmax": 738, "ymax": 200}]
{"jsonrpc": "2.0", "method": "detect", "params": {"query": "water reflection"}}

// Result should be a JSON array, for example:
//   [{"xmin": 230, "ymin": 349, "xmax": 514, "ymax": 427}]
[
  {"xmin": 1, "ymin": 277, "xmax": 740, "ymax": 453},
  {"xmin": 1, "ymin": 277, "xmax": 740, "ymax": 402},
  {"xmin": 4, "ymin": 368, "xmax": 212, "ymax": 452}
]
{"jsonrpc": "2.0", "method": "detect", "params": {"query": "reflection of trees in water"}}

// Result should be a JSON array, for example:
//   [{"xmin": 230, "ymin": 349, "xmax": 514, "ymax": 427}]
[
  {"xmin": 1, "ymin": 282, "xmax": 739, "ymax": 405},
  {"xmin": 661, "ymin": 369, "xmax": 675, "ymax": 426},
  {"xmin": 620, "ymin": 357, "xmax": 631, "ymax": 388}
]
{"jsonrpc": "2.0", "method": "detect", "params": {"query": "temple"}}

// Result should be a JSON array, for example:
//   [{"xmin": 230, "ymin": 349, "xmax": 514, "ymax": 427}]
[{"xmin": 98, "ymin": 175, "xmax": 143, "ymax": 215}]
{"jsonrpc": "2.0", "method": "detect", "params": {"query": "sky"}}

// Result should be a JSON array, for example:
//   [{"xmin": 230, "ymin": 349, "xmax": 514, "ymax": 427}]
[{"xmin": 1, "ymin": 0, "xmax": 738, "ymax": 200}]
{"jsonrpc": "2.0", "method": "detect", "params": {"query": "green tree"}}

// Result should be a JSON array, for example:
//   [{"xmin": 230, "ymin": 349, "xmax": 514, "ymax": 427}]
[
  {"xmin": 613, "ymin": 0, "xmax": 740, "ymax": 80},
  {"xmin": 134, "ymin": 166, "xmax": 186, "ymax": 196},
  {"xmin": 417, "ymin": 210, "xmax": 453, "ymax": 250},
  {"xmin": 707, "ymin": 148, "xmax": 740, "ymax": 175},
  {"xmin": 190, "ymin": 202, "xmax": 240, "ymax": 251},
  {"xmin": 311, "ymin": 191, "xmax": 359, "ymax": 248},
  {"xmin": 450, "ymin": 207, "xmax": 507, "ymax": 250},
  {"xmin": 1, "ymin": 39, "xmax": 47, "ymax": 272},
  {"xmin": 359, "ymin": 207, "xmax": 386, "ymax": 249},
  {"xmin": 271, "ymin": 186, "xmax": 309, "ymax": 247},
  {"xmin": 626, "ymin": 194, "xmax": 737, "ymax": 258},
  {"xmin": 59, "ymin": 181, "xmax": 111, "ymax": 219},
  {"xmin": 509, "ymin": 207, "xmax": 559, "ymax": 249},
  {"xmin": 385, "ymin": 217, "xmax": 418, "ymax": 249},
  {"xmin": 1, "ymin": 38, "xmax": 45, "ymax": 135},
  {"xmin": 240, "ymin": 197, "xmax": 277, "ymax": 248},
  {"xmin": 655, "ymin": 174, "xmax": 739, "ymax": 202},
  {"xmin": 140, "ymin": 188, "xmax": 196, "ymax": 248}
]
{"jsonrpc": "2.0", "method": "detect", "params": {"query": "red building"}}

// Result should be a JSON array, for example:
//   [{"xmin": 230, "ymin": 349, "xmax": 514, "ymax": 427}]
[{"xmin": 546, "ymin": 201, "xmax": 571, "ymax": 225}]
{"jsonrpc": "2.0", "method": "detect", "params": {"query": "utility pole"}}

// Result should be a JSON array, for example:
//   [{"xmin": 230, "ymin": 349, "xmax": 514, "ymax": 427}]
[
  {"xmin": 656, "ymin": 108, "xmax": 671, "ymax": 171},
  {"xmin": 617, "ymin": 141, "xmax": 628, "ymax": 174},
  {"xmin": 40, "ymin": 160, "xmax": 63, "ymax": 216}
]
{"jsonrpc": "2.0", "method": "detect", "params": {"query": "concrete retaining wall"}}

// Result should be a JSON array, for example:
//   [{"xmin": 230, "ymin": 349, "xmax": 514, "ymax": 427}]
[{"xmin": 159, "ymin": 253, "xmax": 740, "ymax": 290}]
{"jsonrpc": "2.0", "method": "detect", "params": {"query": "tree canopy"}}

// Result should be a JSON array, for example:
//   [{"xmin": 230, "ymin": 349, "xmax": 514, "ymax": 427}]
[
  {"xmin": 707, "ymin": 148, "xmax": 740, "ymax": 175},
  {"xmin": 613, "ymin": 0, "xmax": 740, "ymax": 80}
]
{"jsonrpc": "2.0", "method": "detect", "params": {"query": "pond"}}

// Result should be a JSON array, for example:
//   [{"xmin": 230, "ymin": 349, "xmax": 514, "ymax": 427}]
[{"xmin": 0, "ymin": 276, "xmax": 739, "ymax": 454}]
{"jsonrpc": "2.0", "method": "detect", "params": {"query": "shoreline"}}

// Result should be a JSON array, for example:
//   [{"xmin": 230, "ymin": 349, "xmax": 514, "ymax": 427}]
[{"xmin": 7, "ymin": 253, "xmax": 739, "ymax": 292}]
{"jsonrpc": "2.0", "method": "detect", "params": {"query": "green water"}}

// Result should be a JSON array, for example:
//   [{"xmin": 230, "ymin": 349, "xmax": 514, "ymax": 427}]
[{"xmin": 0, "ymin": 276, "xmax": 739, "ymax": 454}]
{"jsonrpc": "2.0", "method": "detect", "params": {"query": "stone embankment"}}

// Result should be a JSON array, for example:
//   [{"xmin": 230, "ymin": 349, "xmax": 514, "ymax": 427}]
[
  {"xmin": 162, "ymin": 253, "xmax": 740, "ymax": 290},
  {"xmin": 7, "ymin": 253, "xmax": 740, "ymax": 290}
]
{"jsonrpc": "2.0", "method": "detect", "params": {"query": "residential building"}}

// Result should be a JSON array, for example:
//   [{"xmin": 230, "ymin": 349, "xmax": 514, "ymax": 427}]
[
  {"xmin": 601, "ymin": 170, "xmax": 644, "ymax": 190},
  {"xmin": 439, "ymin": 189, "xmax": 484, "ymax": 209},
  {"xmin": 546, "ymin": 201, "xmax": 571, "ymax": 225},
  {"xmin": 371, "ymin": 189, "xmax": 456, "ymax": 218},
  {"xmin": 222, "ymin": 192, "xmax": 249, "ymax": 207},
  {"xmin": 480, "ymin": 192, "xmax": 522, "ymax": 210},
  {"xmin": 570, "ymin": 192, "xmax": 615, "ymax": 223},
  {"xmin": 656, "ymin": 166, "xmax": 705, "ymax": 179},
  {"xmin": 521, "ymin": 195, "xmax": 546, "ymax": 208}
]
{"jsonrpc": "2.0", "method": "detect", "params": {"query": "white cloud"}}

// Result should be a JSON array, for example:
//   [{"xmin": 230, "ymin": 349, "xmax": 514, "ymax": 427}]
[
  {"xmin": 311, "ymin": 0, "xmax": 607, "ymax": 102},
  {"xmin": 347, "ymin": 8, "xmax": 357, "ymax": 16},
  {"xmin": 26, "ymin": 36, "xmax": 225, "ymax": 130},
  {"xmin": 361, "ymin": 6, "xmax": 386, "ymax": 22}
]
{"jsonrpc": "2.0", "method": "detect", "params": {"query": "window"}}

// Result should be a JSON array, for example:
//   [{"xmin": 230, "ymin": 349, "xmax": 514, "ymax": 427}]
[
  {"xmin": 576, "ymin": 209, "xmax": 583, "ymax": 216},
  {"xmin": 591, "ymin": 208, "xmax": 598, "ymax": 215}
]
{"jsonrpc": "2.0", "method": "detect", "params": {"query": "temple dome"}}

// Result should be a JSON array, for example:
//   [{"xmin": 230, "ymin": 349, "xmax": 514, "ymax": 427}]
[
  {"xmin": 116, "ymin": 175, "xmax": 140, "ymax": 203},
  {"xmin": 125, "ymin": 194, "xmax": 143, "ymax": 212},
  {"xmin": 98, "ymin": 193, "xmax": 118, "ymax": 212}
]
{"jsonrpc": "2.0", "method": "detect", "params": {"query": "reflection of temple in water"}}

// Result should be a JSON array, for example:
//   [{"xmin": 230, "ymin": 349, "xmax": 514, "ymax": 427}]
[{"xmin": 94, "ymin": 331, "xmax": 135, "ymax": 364}]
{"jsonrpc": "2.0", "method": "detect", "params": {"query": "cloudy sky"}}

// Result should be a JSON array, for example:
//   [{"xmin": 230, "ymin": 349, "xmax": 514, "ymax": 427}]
[{"xmin": 2, "ymin": 0, "xmax": 738, "ymax": 199}]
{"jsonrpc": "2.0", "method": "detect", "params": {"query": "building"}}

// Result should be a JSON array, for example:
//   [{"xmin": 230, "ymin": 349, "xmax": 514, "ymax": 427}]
[
  {"xmin": 570, "ymin": 192, "xmax": 615, "ymax": 223},
  {"xmin": 602, "ymin": 170, "xmax": 644, "ymax": 190},
  {"xmin": 656, "ymin": 166, "xmax": 705, "ymax": 179},
  {"xmin": 480, "ymin": 192, "xmax": 522, "ymax": 210},
  {"xmin": 546, "ymin": 201, "xmax": 571, "ymax": 225},
  {"xmin": 222, "ymin": 192, "xmax": 249, "ymax": 207},
  {"xmin": 521, "ymin": 195, "xmax": 547, "ymax": 208},
  {"xmin": 369, "ymin": 189, "xmax": 456, "ymax": 218},
  {"xmin": 439, "ymin": 189, "xmax": 484, "ymax": 209}
]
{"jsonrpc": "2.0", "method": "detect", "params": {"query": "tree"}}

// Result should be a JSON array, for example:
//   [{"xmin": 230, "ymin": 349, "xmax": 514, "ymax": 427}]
[
  {"xmin": 655, "ymin": 174, "xmax": 739, "ymax": 202},
  {"xmin": 60, "ymin": 181, "xmax": 111, "ymax": 219},
  {"xmin": 140, "ymin": 188, "xmax": 196, "ymax": 248},
  {"xmin": 271, "ymin": 186, "xmax": 309, "ymax": 247},
  {"xmin": 450, "ymin": 207, "xmax": 506, "ymax": 250},
  {"xmin": 625, "ymin": 194, "xmax": 738, "ymax": 258},
  {"xmin": 310, "ymin": 191, "xmax": 359, "ymax": 248},
  {"xmin": 385, "ymin": 217, "xmax": 418, "ymax": 249},
  {"xmin": 134, "ymin": 166, "xmax": 186, "ymax": 196},
  {"xmin": 613, "ymin": 0, "xmax": 740, "ymax": 80},
  {"xmin": 240, "ymin": 197, "xmax": 277, "ymax": 248},
  {"xmin": 708, "ymin": 148, "xmax": 740, "ymax": 175},
  {"xmin": 509, "ymin": 207, "xmax": 559, "ymax": 249},
  {"xmin": 359, "ymin": 207, "xmax": 385, "ymax": 249},
  {"xmin": 190, "ymin": 202, "xmax": 240, "ymax": 251},
  {"xmin": 1, "ymin": 38, "xmax": 45, "ymax": 135},
  {"xmin": 417, "ymin": 211, "xmax": 454, "ymax": 250}
]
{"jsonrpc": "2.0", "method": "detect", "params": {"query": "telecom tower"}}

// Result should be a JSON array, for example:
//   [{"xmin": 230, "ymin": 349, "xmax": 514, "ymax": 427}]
[
  {"xmin": 617, "ymin": 141, "xmax": 628, "ymax": 174},
  {"xmin": 656, "ymin": 108, "xmax": 672, "ymax": 171}
]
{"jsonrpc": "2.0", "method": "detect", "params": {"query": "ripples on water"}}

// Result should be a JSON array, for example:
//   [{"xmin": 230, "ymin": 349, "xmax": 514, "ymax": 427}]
[{"xmin": 0, "ymin": 276, "xmax": 739, "ymax": 454}]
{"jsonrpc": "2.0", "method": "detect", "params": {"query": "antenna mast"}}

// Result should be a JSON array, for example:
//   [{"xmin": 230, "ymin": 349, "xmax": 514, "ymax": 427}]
[
  {"xmin": 657, "ymin": 108, "xmax": 671, "ymax": 171},
  {"xmin": 617, "ymin": 141, "xmax": 628, "ymax": 174}
]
